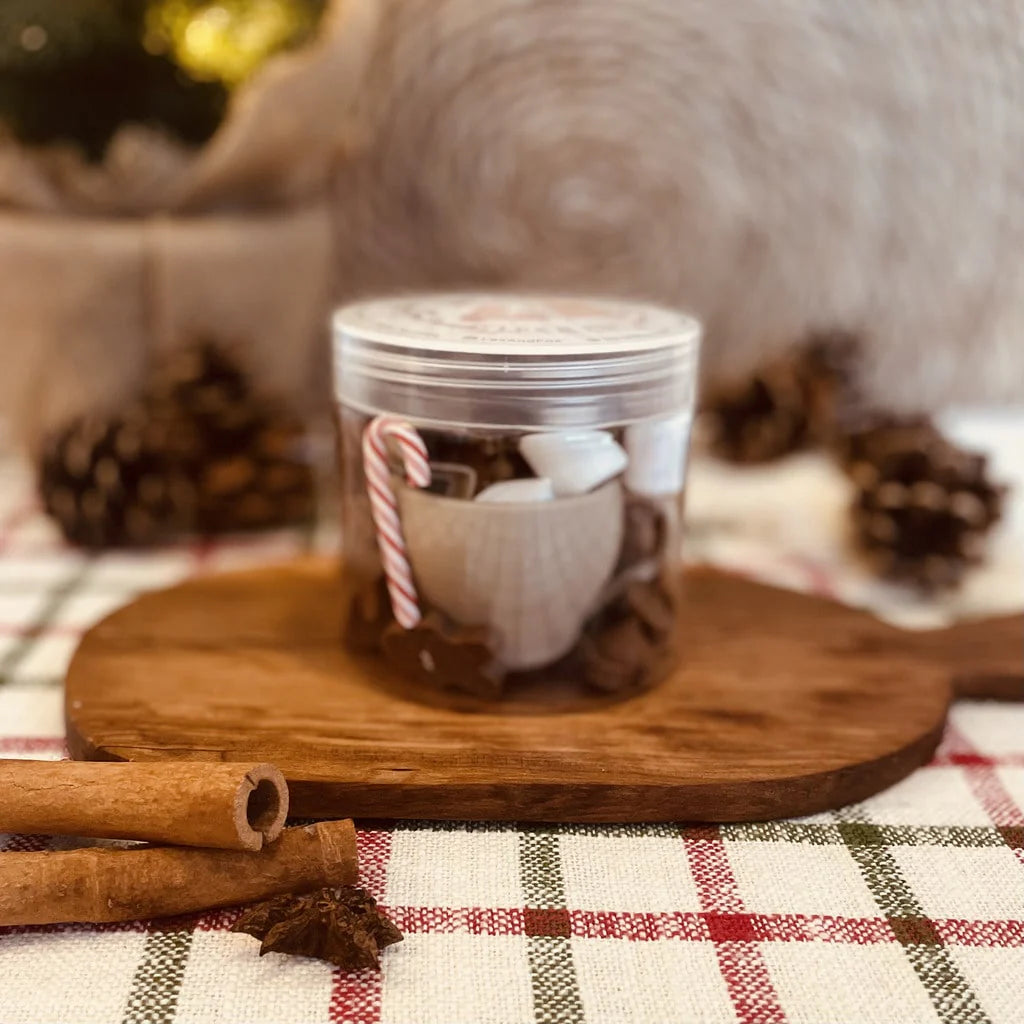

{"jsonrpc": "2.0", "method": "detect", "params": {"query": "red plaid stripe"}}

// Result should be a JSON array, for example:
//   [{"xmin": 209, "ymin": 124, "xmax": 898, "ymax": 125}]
[
  {"xmin": 330, "ymin": 969, "xmax": 385, "ymax": 1024},
  {"xmin": 0, "ymin": 501, "xmax": 40, "ymax": 554},
  {"xmin": 934, "ymin": 752, "xmax": 1024, "ymax": 768},
  {"xmin": 683, "ymin": 825, "xmax": 787, "ymax": 1023},
  {"xmin": 0, "ymin": 920, "xmax": 150, "ymax": 943},
  {"xmin": 10, "ymin": 901, "xmax": 1019, "ymax": 951},
  {"xmin": 783, "ymin": 552, "xmax": 838, "ymax": 600},
  {"xmin": 327, "ymin": 826, "xmax": 395, "ymax": 1024},
  {"xmin": 945, "ymin": 723, "xmax": 1024, "ymax": 878},
  {"xmin": 0, "ymin": 737, "xmax": 65, "ymax": 754},
  {"xmin": 0, "ymin": 622, "xmax": 83, "ymax": 637},
  {"xmin": 933, "ymin": 722, "xmax": 1024, "ymax": 769},
  {"xmin": 382, "ymin": 905, "xmax": 1024, "ymax": 948}
]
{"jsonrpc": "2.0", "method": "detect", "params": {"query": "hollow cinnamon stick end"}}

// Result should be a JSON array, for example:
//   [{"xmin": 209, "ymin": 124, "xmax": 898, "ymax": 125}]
[{"xmin": 234, "ymin": 764, "xmax": 290, "ymax": 851}]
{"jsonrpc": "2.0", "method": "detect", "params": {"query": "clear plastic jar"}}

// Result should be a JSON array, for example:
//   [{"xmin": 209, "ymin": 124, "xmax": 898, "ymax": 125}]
[{"xmin": 332, "ymin": 294, "xmax": 701, "ymax": 706}]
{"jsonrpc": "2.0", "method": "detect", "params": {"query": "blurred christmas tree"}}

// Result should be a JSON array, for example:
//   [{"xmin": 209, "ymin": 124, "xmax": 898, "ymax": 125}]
[{"xmin": 0, "ymin": 0, "xmax": 326, "ymax": 161}]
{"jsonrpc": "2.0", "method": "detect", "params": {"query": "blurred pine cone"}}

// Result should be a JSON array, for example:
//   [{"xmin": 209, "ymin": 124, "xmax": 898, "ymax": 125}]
[
  {"xmin": 39, "ymin": 342, "xmax": 314, "ymax": 548},
  {"xmin": 842, "ymin": 416, "xmax": 1006, "ymax": 590},
  {"xmin": 702, "ymin": 331, "xmax": 861, "ymax": 464}
]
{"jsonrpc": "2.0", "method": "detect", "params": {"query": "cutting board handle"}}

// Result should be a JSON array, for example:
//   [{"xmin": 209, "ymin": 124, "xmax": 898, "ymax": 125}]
[
  {"xmin": 910, "ymin": 610, "xmax": 1024, "ymax": 703},
  {"xmin": 952, "ymin": 673, "xmax": 1024, "ymax": 702}
]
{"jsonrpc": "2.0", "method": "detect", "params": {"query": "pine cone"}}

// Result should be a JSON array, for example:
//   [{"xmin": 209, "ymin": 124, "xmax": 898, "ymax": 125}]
[
  {"xmin": 39, "ymin": 342, "xmax": 315, "ymax": 548},
  {"xmin": 702, "ymin": 331, "xmax": 860, "ymax": 464},
  {"xmin": 843, "ymin": 416, "xmax": 1006, "ymax": 590}
]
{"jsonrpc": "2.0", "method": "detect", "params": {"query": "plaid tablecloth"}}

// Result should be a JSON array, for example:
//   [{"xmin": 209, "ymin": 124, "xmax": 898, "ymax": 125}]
[{"xmin": 2, "ymin": 410, "xmax": 1023, "ymax": 1024}]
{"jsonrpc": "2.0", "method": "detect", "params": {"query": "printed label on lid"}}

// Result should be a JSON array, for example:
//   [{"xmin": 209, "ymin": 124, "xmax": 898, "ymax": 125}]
[{"xmin": 334, "ymin": 293, "xmax": 698, "ymax": 356}]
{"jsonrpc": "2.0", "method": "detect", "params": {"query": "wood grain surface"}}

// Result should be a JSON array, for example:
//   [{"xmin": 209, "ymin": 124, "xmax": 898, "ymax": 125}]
[{"xmin": 64, "ymin": 559, "xmax": 1023, "ymax": 822}]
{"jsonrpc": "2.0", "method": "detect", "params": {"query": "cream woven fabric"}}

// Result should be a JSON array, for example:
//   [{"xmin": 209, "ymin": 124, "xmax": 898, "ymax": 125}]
[{"xmin": 1, "ymin": 409, "xmax": 1022, "ymax": 1023}]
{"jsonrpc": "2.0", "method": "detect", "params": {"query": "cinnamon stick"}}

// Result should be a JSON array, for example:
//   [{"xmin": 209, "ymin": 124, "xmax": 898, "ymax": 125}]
[
  {"xmin": 0, "ymin": 760, "xmax": 288, "ymax": 851},
  {"xmin": 0, "ymin": 819, "xmax": 358, "ymax": 926}
]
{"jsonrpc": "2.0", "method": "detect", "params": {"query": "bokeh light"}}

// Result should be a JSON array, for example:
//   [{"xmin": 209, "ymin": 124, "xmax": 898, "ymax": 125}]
[{"xmin": 144, "ymin": 0, "xmax": 324, "ymax": 87}]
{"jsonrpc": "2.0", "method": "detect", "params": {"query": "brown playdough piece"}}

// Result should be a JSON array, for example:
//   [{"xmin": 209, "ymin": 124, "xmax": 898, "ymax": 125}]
[
  {"xmin": 618, "ymin": 498, "xmax": 667, "ymax": 570},
  {"xmin": 626, "ymin": 580, "xmax": 676, "ymax": 639},
  {"xmin": 381, "ymin": 613, "xmax": 505, "ymax": 698},
  {"xmin": 579, "ymin": 578, "xmax": 677, "ymax": 693},
  {"xmin": 580, "ymin": 617, "xmax": 657, "ymax": 693}
]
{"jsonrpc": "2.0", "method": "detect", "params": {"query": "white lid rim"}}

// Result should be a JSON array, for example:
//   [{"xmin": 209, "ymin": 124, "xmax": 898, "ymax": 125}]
[
  {"xmin": 331, "ymin": 292, "xmax": 701, "ymax": 357},
  {"xmin": 331, "ymin": 293, "xmax": 702, "ymax": 430}
]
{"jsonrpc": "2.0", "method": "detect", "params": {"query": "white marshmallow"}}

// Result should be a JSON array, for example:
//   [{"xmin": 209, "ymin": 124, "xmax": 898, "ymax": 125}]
[
  {"xmin": 475, "ymin": 477, "xmax": 555, "ymax": 503},
  {"xmin": 519, "ymin": 431, "xmax": 628, "ymax": 496}
]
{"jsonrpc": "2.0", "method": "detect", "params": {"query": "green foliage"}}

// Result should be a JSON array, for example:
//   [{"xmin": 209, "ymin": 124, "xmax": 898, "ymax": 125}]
[{"xmin": 0, "ymin": 0, "xmax": 325, "ymax": 161}]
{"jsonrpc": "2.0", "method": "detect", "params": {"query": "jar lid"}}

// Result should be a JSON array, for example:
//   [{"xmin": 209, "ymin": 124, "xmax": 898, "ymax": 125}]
[{"xmin": 333, "ymin": 293, "xmax": 701, "ymax": 429}]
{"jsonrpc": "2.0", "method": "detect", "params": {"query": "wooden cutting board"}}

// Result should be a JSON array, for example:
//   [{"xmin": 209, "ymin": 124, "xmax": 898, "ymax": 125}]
[{"xmin": 65, "ymin": 559, "xmax": 1023, "ymax": 822}]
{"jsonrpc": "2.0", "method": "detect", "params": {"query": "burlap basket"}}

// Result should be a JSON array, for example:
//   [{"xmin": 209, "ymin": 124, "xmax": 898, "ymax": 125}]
[{"xmin": 0, "ymin": 0, "xmax": 378, "ymax": 452}]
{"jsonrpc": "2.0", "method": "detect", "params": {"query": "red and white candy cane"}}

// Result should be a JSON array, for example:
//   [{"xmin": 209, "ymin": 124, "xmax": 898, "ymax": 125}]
[{"xmin": 362, "ymin": 415, "xmax": 432, "ymax": 628}]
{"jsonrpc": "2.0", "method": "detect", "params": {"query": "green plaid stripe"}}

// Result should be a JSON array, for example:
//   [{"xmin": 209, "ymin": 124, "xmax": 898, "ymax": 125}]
[
  {"xmin": 389, "ymin": 818, "xmax": 1012, "ymax": 849},
  {"xmin": 834, "ymin": 807, "xmax": 990, "ymax": 1024},
  {"xmin": 0, "ymin": 578, "xmax": 127, "ymax": 594},
  {"xmin": 0, "ymin": 672, "xmax": 64, "ymax": 689},
  {"xmin": 519, "ymin": 828, "xmax": 585, "ymax": 1024},
  {"xmin": 120, "ymin": 926, "xmax": 195, "ymax": 1024},
  {"xmin": 399, "ymin": 821, "xmax": 696, "ymax": 838},
  {"xmin": 0, "ymin": 565, "xmax": 89, "ymax": 683},
  {"xmin": 726, "ymin": 820, "xmax": 1009, "ymax": 849}
]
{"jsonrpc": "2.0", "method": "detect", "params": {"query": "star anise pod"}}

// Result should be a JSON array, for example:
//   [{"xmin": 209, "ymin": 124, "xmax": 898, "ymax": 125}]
[{"xmin": 232, "ymin": 886, "xmax": 403, "ymax": 971}]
